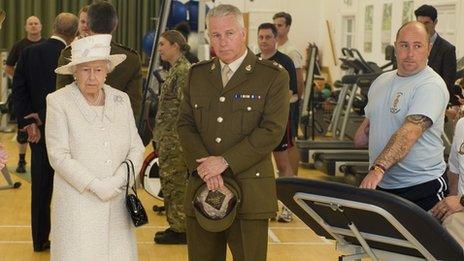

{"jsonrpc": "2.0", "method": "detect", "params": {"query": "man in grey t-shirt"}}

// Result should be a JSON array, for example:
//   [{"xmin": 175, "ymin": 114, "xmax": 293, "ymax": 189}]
[{"xmin": 354, "ymin": 21, "xmax": 449, "ymax": 211}]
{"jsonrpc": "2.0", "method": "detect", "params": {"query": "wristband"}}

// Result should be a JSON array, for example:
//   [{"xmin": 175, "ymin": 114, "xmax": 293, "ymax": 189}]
[{"xmin": 369, "ymin": 164, "xmax": 385, "ymax": 175}]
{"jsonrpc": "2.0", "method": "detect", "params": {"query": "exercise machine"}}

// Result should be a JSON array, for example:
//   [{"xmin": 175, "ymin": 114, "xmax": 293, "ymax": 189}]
[
  {"xmin": 0, "ymin": 50, "xmax": 13, "ymax": 132},
  {"xmin": 0, "ymin": 167, "xmax": 21, "ymax": 190},
  {"xmin": 138, "ymin": 0, "xmax": 172, "ymax": 213},
  {"xmin": 277, "ymin": 177, "xmax": 463, "ymax": 260},
  {"xmin": 299, "ymin": 47, "xmax": 395, "ymax": 178}
]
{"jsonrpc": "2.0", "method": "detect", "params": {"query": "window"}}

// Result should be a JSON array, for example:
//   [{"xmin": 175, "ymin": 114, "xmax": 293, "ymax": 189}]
[
  {"xmin": 342, "ymin": 16, "xmax": 355, "ymax": 48},
  {"xmin": 435, "ymin": 4, "xmax": 456, "ymax": 45}
]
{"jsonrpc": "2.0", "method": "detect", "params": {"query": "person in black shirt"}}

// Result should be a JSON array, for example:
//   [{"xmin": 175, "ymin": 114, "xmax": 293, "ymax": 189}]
[
  {"xmin": 5, "ymin": 16, "xmax": 44, "ymax": 77},
  {"xmin": 257, "ymin": 22, "xmax": 297, "ymax": 223},
  {"xmin": 5, "ymin": 15, "xmax": 44, "ymax": 174}
]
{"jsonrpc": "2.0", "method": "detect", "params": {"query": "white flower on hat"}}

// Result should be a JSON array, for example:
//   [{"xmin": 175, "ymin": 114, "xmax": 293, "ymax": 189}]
[{"xmin": 55, "ymin": 34, "xmax": 126, "ymax": 75}]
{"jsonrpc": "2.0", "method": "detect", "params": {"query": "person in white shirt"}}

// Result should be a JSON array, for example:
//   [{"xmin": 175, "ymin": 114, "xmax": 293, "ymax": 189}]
[
  {"xmin": 272, "ymin": 11, "xmax": 303, "ymax": 222},
  {"xmin": 432, "ymin": 117, "xmax": 464, "ymax": 246}
]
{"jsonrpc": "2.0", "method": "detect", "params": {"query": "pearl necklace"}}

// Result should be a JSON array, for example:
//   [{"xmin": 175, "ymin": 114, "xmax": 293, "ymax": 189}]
[{"xmin": 86, "ymin": 89, "xmax": 104, "ymax": 106}]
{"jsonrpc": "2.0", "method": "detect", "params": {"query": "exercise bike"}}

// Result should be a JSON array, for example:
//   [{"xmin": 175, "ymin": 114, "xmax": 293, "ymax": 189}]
[{"xmin": 0, "ymin": 102, "xmax": 21, "ymax": 190}]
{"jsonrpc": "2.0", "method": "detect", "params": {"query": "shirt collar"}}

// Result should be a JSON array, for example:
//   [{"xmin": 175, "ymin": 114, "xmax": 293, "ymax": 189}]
[
  {"xmin": 430, "ymin": 32, "xmax": 438, "ymax": 45},
  {"xmin": 51, "ymin": 35, "xmax": 67, "ymax": 46},
  {"xmin": 219, "ymin": 49, "xmax": 248, "ymax": 74}
]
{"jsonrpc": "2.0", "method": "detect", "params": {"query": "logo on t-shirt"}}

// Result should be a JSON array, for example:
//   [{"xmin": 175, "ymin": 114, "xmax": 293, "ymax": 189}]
[
  {"xmin": 458, "ymin": 141, "xmax": 464, "ymax": 155},
  {"xmin": 390, "ymin": 92, "xmax": 403, "ymax": 114}
]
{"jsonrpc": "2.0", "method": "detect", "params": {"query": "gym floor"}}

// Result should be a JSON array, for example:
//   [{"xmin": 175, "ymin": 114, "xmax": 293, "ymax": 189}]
[{"xmin": 0, "ymin": 129, "xmax": 345, "ymax": 261}]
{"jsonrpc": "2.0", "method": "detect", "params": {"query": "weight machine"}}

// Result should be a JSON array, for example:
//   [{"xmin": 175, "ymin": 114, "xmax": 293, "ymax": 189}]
[{"xmin": 0, "ymin": 13, "xmax": 21, "ymax": 190}]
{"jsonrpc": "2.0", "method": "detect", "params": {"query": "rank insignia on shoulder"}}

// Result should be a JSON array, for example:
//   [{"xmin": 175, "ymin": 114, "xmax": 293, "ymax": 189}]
[
  {"xmin": 210, "ymin": 63, "xmax": 216, "ymax": 71},
  {"xmin": 234, "ymin": 93, "xmax": 262, "ymax": 100}
]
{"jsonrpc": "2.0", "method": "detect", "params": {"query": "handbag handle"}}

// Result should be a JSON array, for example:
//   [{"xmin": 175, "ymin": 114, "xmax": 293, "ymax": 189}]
[{"xmin": 124, "ymin": 159, "xmax": 138, "ymax": 197}]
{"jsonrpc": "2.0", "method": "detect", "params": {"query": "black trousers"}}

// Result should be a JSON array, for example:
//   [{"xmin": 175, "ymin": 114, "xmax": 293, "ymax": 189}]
[
  {"xmin": 29, "ymin": 142, "xmax": 54, "ymax": 248},
  {"xmin": 378, "ymin": 175, "xmax": 448, "ymax": 211}
]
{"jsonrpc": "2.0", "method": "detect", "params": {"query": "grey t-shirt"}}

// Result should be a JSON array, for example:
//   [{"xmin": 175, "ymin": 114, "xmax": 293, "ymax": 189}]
[
  {"xmin": 365, "ymin": 66, "xmax": 449, "ymax": 189},
  {"xmin": 448, "ymin": 118, "xmax": 464, "ymax": 195}
]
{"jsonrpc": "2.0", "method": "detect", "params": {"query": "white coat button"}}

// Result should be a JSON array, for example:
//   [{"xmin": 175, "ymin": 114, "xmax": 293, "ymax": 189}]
[
  {"xmin": 219, "ymin": 97, "xmax": 225, "ymax": 102},
  {"xmin": 215, "ymin": 137, "xmax": 222, "ymax": 143},
  {"xmin": 246, "ymin": 106, "xmax": 252, "ymax": 111},
  {"xmin": 255, "ymin": 172, "xmax": 260, "ymax": 177},
  {"xmin": 106, "ymin": 160, "xmax": 112, "ymax": 164},
  {"xmin": 217, "ymin": 117, "xmax": 223, "ymax": 123}
]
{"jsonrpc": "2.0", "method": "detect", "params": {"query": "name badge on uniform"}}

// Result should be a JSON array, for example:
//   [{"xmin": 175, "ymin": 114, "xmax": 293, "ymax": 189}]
[{"xmin": 234, "ymin": 93, "xmax": 262, "ymax": 100}]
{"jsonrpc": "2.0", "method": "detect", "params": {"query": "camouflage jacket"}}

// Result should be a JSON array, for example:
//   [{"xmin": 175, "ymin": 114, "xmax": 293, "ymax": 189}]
[{"xmin": 154, "ymin": 55, "xmax": 191, "ymax": 143}]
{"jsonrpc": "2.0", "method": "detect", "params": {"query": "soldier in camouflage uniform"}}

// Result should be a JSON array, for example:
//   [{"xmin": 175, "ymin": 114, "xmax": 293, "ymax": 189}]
[{"xmin": 153, "ymin": 30, "xmax": 191, "ymax": 244}]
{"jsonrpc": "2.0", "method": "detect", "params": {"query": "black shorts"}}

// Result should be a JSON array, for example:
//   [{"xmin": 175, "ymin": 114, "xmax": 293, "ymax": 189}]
[
  {"xmin": 377, "ymin": 175, "xmax": 448, "ymax": 211},
  {"xmin": 274, "ymin": 119, "xmax": 294, "ymax": 152},
  {"xmin": 17, "ymin": 129, "xmax": 28, "ymax": 144},
  {"xmin": 289, "ymin": 101, "xmax": 300, "ymax": 138}
]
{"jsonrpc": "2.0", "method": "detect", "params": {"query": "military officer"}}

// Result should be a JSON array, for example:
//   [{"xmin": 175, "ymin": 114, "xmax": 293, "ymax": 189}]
[
  {"xmin": 153, "ymin": 30, "xmax": 191, "ymax": 245},
  {"xmin": 177, "ymin": 4, "xmax": 289, "ymax": 261},
  {"xmin": 55, "ymin": 1, "xmax": 142, "ymax": 120}
]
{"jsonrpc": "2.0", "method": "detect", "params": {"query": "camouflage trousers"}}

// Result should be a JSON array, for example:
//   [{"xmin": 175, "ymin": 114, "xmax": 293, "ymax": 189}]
[{"xmin": 157, "ymin": 139, "xmax": 188, "ymax": 233}]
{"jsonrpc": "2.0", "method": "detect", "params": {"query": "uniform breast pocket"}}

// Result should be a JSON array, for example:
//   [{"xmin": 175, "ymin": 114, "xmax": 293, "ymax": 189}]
[
  {"xmin": 191, "ymin": 97, "xmax": 210, "ymax": 132},
  {"xmin": 232, "ymin": 100, "xmax": 264, "ymax": 135}
]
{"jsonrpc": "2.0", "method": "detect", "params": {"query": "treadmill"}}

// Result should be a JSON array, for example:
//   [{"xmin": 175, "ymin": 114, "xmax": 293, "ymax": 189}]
[
  {"xmin": 298, "ymin": 47, "xmax": 395, "ymax": 176},
  {"xmin": 310, "ymin": 73, "xmax": 381, "ymax": 176},
  {"xmin": 298, "ymin": 53, "xmax": 373, "ymax": 168}
]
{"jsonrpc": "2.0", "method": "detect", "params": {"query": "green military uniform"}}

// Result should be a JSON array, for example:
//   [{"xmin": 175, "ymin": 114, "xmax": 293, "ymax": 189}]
[
  {"xmin": 56, "ymin": 42, "xmax": 142, "ymax": 120},
  {"xmin": 178, "ymin": 50, "xmax": 289, "ymax": 261},
  {"xmin": 153, "ymin": 55, "xmax": 190, "ymax": 233}
]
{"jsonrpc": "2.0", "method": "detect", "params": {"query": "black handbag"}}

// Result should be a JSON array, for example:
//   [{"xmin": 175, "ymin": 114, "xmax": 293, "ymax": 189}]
[{"xmin": 124, "ymin": 159, "xmax": 148, "ymax": 227}]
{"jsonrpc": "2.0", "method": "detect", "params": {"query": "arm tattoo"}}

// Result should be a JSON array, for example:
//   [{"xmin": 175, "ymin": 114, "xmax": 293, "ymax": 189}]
[
  {"xmin": 374, "ymin": 115, "xmax": 429, "ymax": 170},
  {"xmin": 405, "ymin": 114, "xmax": 432, "ymax": 131}
]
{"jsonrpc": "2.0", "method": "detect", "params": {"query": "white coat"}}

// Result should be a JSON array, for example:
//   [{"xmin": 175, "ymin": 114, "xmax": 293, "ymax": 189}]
[{"xmin": 45, "ymin": 83, "xmax": 145, "ymax": 261}]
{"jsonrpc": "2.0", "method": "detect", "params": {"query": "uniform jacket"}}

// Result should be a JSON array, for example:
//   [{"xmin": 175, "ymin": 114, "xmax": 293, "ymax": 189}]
[
  {"xmin": 45, "ymin": 83, "xmax": 145, "ymax": 260},
  {"xmin": 178, "ymin": 50, "xmax": 290, "ymax": 219},
  {"xmin": 12, "ymin": 38, "xmax": 65, "ymax": 135},
  {"xmin": 55, "ymin": 42, "xmax": 143, "ymax": 119},
  {"xmin": 154, "ymin": 55, "xmax": 191, "ymax": 144},
  {"xmin": 428, "ymin": 34, "xmax": 457, "ymax": 105}
]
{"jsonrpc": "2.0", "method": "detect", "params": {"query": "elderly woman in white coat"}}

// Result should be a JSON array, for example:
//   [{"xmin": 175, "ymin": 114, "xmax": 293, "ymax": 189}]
[{"xmin": 45, "ymin": 34, "xmax": 145, "ymax": 260}]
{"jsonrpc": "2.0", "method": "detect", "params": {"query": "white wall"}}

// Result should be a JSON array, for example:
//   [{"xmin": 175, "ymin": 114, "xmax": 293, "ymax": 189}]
[
  {"xmin": 207, "ymin": 0, "xmax": 323, "ymax": 54},
  {"xmin": 323, "ymin": 0, "xmax": 464, "ymax": 80},
  {"xmin": 189, "ymin": 0, "xmax": 464, "ymax": 82},
  {"xmin": 199, "ymin": 0, "xmax": 361, "ymax": 81}
]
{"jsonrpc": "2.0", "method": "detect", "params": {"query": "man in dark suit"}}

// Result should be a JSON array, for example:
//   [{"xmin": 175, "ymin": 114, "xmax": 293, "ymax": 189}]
[
  {"xmin": 415, "ymin": 4, "xmax": 457, "ymax": 105},
  {"xmin": 12, "ymin": 13, "xmax": 78, "ymax": 252},
  {"xmin": 178, "ymin": 4, "xmax": 289, "ymax": 261},
  {"xmin": 56, "ymin": 1, "xmax": 142, "ymax": 121}
]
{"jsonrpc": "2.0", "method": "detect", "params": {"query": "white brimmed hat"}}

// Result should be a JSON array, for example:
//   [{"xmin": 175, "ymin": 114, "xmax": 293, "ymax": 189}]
[{"xmin": 55, "ymin": 34, "xmax": 126, "ymax": 75}]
